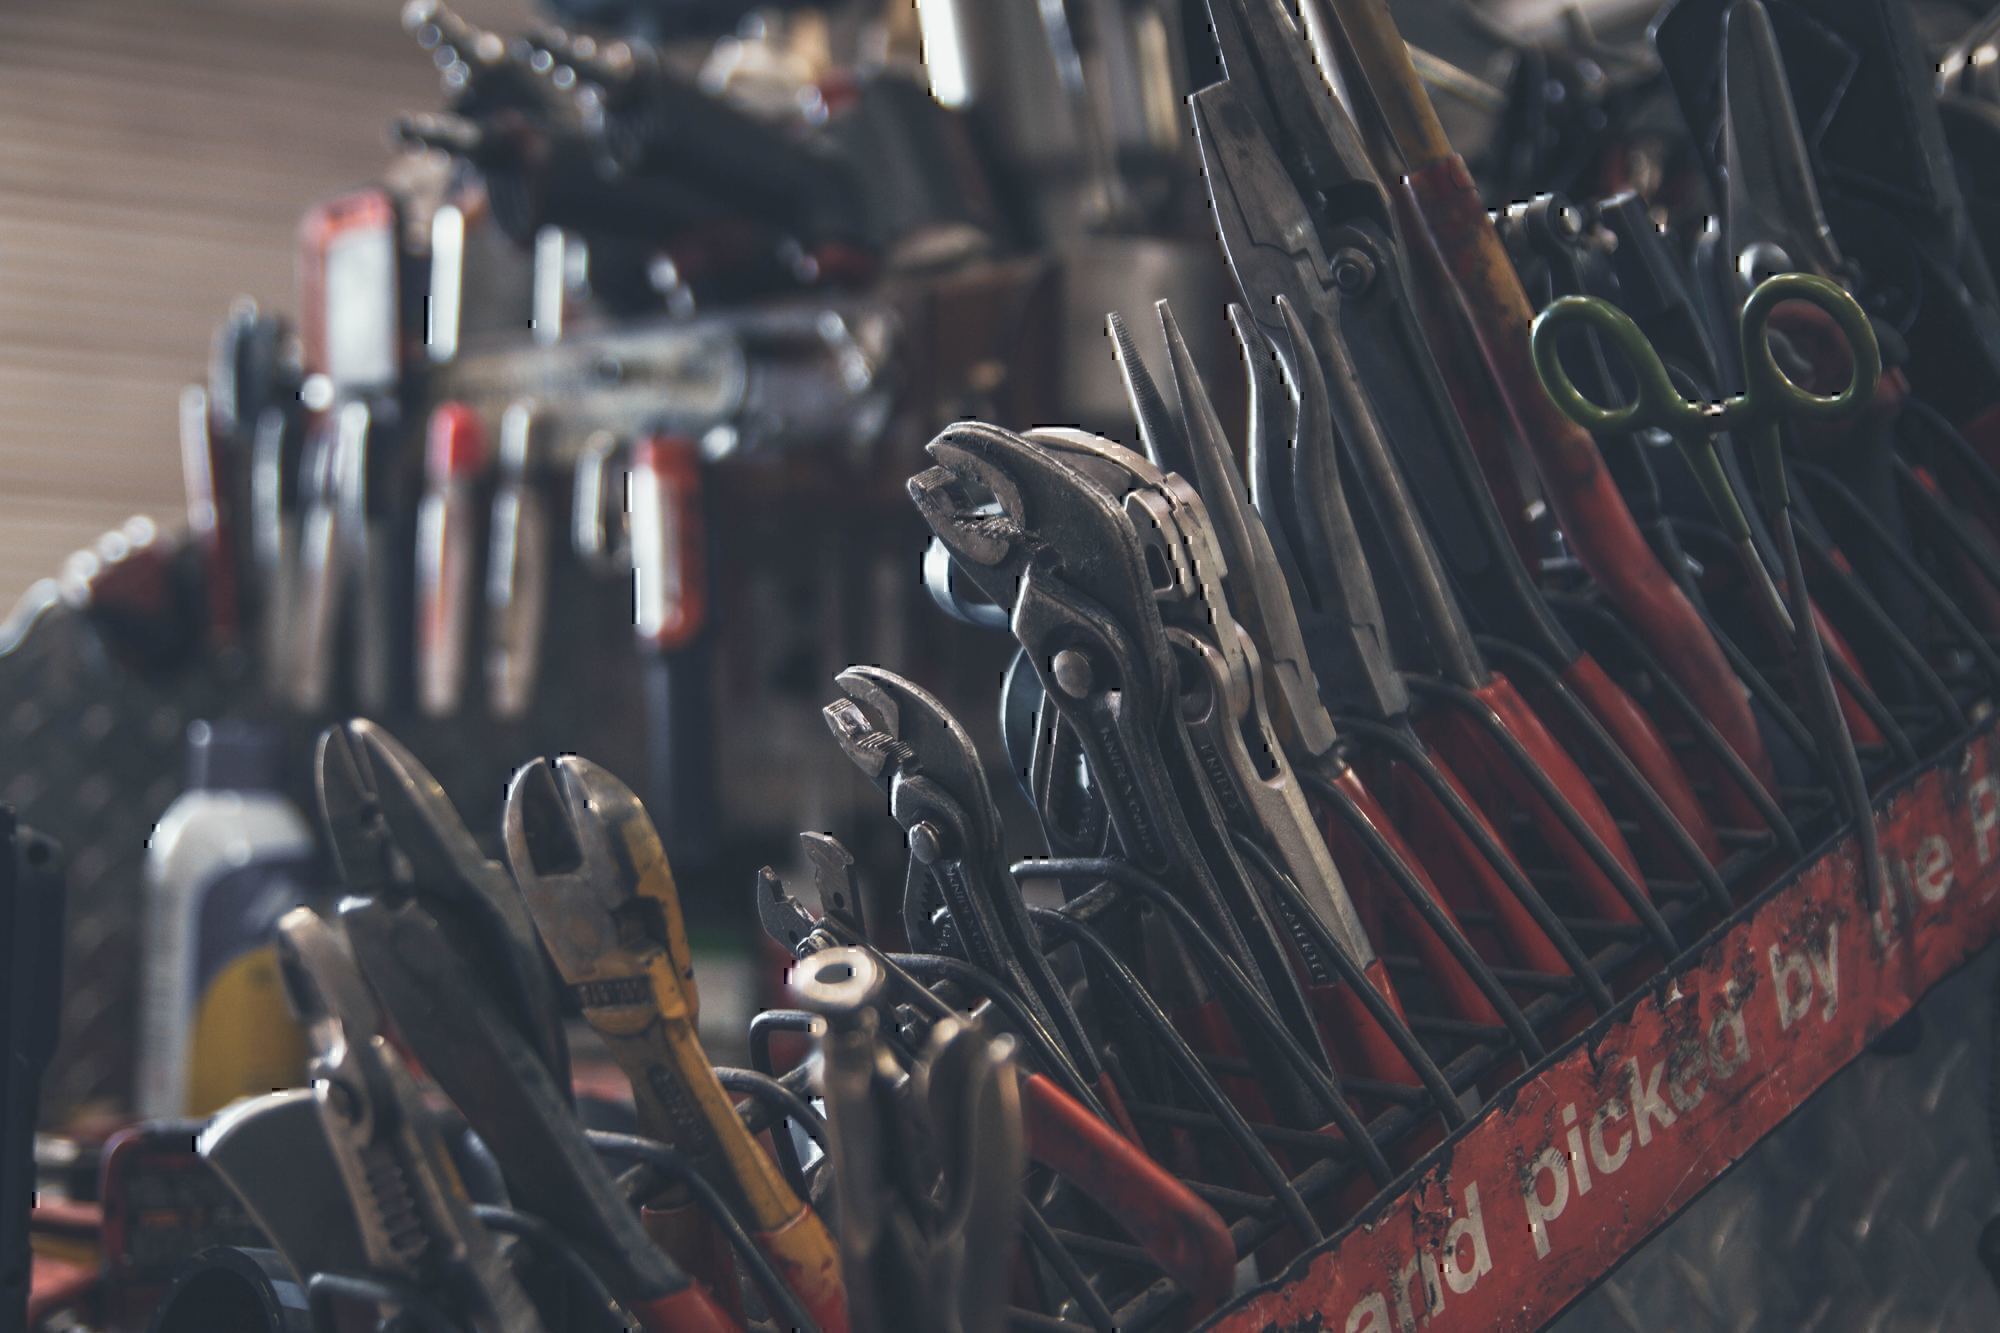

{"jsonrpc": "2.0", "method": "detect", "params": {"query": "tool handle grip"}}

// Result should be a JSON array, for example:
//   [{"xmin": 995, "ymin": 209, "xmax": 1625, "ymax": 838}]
[
  {"xmin": 1448, "ymin": 674, "xmax": 1647, "ymax": 924},
  {"xmin": 1530, "ymin": 295, "xmax": 1701, "ymax": 440},
  {"xmin": 1403, "ymin": 158, "xmax": 1774, "ymax": 790},
  {"xmin": 1020, "ymin": 1074, "xmax": 1237, "ymax": 1317},
  {"xmin": 592, "ymin": 1021, "xmax": 806, "ymax": 1231},
  {"xmin": 752, "ymin": 1208, "xmax": 849, "ymax": 1333},
  {"xmin": 629, "ymin": 1286, "xmax": 742, "ymax": 1333},
  {"xmin": 1321, "ymin": 769, "xmax": 1508, "ymax": 1023},
  {"xmin": 1318, "ymin": 0, "xmax": 1454, "ymax": 165},
  {"xmin": 1559, "ymin": 652, "xmax": 1724, "ymax": 864},
  {"xmin": 1741, "ymin": 274, "xmax": 1880, "ymax": 424}
]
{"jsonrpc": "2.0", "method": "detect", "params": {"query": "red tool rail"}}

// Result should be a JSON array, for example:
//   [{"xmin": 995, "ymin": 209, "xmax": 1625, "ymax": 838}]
[{"xmin": 1201, "ymin": 721, "xmax": 2000, "ymax": 1332}]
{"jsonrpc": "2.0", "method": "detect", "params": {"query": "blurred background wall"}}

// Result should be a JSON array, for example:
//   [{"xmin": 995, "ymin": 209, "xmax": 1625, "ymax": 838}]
[{"xmin": 0, "ymin": 0, "xmax": 533, "ymax": 610}]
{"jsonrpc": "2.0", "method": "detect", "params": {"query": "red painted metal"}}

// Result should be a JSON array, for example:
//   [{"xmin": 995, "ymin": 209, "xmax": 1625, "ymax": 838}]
[
  {"xmin": 1321, "ymin": 768, "xmax": 1507, "ymax": 1026},
  {"xmin": 1401, "ymin": 158, "xmax": 1775, "ymax": 794},
  {"xmin": 1422, "ymin": 674, "xmax": 1648, "ymax": 923},
  {"xmin": 1558, "ymin": 652, "xmax": 1726, "ymax": 865},
  {"xmin": 1022, "ymin": 1073, "xmax": 1238, "ymax": 1319},
  {"xmin": 1203, "ymin": 724, "xmax": 2000, "ymax": 1332}
]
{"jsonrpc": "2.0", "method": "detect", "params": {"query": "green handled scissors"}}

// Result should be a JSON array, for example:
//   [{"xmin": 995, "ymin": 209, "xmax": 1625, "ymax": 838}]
[{"xmin": 1530, "ymin": 271, "xmax": 1881, "ymax": 637}]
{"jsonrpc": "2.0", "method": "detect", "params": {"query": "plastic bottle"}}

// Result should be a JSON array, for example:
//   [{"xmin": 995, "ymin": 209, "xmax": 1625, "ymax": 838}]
[{"xmin": 137, "ymin": 720, "xmax": 317, "ymax": 1118}]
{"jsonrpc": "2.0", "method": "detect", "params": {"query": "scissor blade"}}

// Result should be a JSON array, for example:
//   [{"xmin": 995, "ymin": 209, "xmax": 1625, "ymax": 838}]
[{"xmin": 1721, "ymin": 0, "xmax": 1844, "ymax": 284}]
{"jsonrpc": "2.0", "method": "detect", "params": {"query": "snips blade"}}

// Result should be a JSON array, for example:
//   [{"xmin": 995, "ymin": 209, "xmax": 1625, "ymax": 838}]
[
  {"xmin": 1157, "ymin": 300, "xmax": 1341, "ymax": 761},
  {"xmin": 318, "ymin": 719, "xmax": 571, "ymax": 1094},
  {"xmin": 1190, "ymin": 78, "xmax": 1333, "ymax": 362},
  {"xmin": 1202, "ymin": 0, "xmax": 1389, "ymax": 238},
  {"xmin": 1267, "ymin": 296, "xmax": 1412, "ymax": 722},
  {"xmin": 1721, "ymin": 0, "xmax": 1844, "ymax": 286}
]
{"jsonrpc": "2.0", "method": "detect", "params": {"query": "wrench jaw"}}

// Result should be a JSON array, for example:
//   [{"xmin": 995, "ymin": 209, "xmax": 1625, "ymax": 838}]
[
  {"xmin": 833, "ymin": 665, "xmax": 999, "ymax": 847},
  {"xmin": 756, "ymin": 864, "xmax": 831, "ymax": 958},
  {"xmin": 502, "ymin": 755, "xmax": 701, "ymax": 1029},
  {"xmin": 500, "ymin": 758, "xmax": 629, "ymax": 992},
  {"xmin": 824, "ymin": 668, "xmax": 981, "ymax": 957},
  {"xmin": 916, "ymin": 423, "xmax": 1168, "ymax": 650},
  {"xmin": 798, "ymin": 831, "xmax": 878, "ymax": 945}
]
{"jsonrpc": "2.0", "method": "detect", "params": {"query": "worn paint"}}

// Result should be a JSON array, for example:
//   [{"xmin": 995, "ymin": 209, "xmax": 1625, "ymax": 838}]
[{"xmin": 1204, "ymin": 723, "xmax": 2000, "ymax": 1333}]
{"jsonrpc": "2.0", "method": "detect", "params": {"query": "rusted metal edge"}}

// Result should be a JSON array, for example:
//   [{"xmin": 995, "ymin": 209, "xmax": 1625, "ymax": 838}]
[{"xmin": 1204, "ymin": 720, "xmax": 2000, "ymax": 1332}]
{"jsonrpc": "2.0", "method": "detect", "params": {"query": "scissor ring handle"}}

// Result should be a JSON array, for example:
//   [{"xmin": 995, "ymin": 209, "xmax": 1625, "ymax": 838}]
[
  {"xmin": 1737, "ymin": 272, "xmax": 1880, "ymax": 424},
  {"xmin": 1530, "ymin": 294, "xmax": 1711, "ymax": 439}
]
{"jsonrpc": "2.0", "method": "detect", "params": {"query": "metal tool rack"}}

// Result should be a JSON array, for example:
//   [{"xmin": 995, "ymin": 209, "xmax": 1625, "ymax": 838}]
[
  {"xmin": 744, "ymin": 525, "xmax": 2000, "ymax": 1330},
  {"xmin": 1202, "ymin": 721, "xmax": 2000, "ymax": 1331}
]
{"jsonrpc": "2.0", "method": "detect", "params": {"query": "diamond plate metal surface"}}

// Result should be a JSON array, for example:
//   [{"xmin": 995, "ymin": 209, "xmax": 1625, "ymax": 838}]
[
  {"xmin": 0, "ymin": 551, "xmax": 650, "ymax": 1117},
  {"xmin": 1553, "ymin": 947, "xmax": 2000, "ymax": 1332}
]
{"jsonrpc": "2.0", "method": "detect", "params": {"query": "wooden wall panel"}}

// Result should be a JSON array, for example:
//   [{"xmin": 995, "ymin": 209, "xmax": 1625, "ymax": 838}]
[{"xmin": 0, "ymin": 0, "xmax": 530, "ymax": 608}]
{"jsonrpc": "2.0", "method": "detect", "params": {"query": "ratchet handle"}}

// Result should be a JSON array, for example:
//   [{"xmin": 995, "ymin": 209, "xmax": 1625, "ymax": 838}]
[
  {"xmin": 1403, "ymin": 159, "xmax": 1774, "ymax": 791},
  {"xmin": 1020, "ymin": 1074, "xmax": 1236, "ymax": 1318}
]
